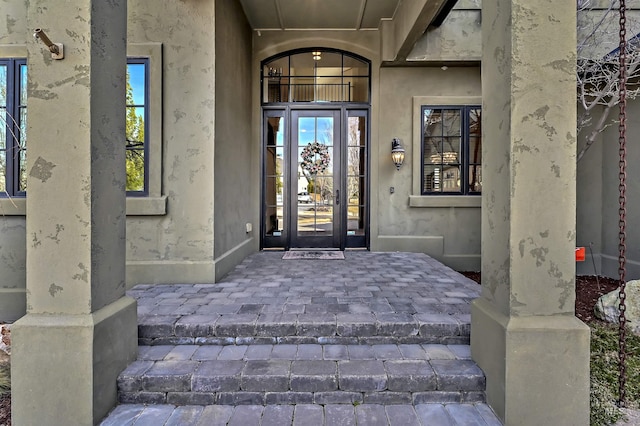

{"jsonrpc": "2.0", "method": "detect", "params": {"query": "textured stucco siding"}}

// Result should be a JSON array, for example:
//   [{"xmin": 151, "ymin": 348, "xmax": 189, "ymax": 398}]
[
  {"xmin": 126, "ymin": 0, "xmax": 216, "ymax": 284},
  {"xmin": 597, "ymin": 99, "xmax": 640, "ymax": 279},
  {"xmin": 213, "ymin": 0, "xmax": 256, "ymax": 277},
  {"xmin": 374, "ymin": 66, "xmax": 482, "ymax": 271}
]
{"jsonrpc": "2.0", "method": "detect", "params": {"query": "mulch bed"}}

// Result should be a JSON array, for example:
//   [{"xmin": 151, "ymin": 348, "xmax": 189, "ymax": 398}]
[
  {"xmin": 459, "ymin": 272, "xmax": 620, "ymax": 324},
  {"xmin": 575, "ymin": 275, "xmax": 621, "ymax": 323},
  {"xmin": 0, "ymin": 395, "xmax": 9, "ymax": 426}
]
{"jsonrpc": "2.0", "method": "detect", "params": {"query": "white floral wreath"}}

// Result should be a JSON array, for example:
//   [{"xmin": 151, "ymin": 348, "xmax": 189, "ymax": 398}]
[{"xmin": 301, "ymin": 141, "xmax": 330, "ymax": 175}]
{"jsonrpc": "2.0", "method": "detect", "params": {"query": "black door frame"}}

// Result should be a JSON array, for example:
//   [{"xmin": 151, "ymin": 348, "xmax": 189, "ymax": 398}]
[
  {"xmin": 261, "ymin": 104, "xmax": 370, "ymax": 250},
  {"xmin": 290, "ymin": 110, "xmax": 341, "ymax": 248}
]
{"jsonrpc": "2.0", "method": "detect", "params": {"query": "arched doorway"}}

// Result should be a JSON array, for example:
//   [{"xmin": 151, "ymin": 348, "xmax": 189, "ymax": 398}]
[{"xmin": 261, "ymin": 48, "xmax": 371, "ymax": 250}]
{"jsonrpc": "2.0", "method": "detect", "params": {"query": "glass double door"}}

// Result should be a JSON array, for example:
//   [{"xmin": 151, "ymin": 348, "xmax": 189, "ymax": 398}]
[{"xmin": 263, "ymin": 108, "xmax": 367, "ymax": 249}]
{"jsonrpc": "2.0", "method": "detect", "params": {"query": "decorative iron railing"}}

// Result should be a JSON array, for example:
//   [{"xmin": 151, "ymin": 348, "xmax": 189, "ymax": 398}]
[{"xmin": 267, "ymin": 82, "xmax": 352, "ymax": 103}]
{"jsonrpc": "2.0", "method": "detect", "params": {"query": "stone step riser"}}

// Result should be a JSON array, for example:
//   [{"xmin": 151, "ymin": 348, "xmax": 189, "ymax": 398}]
[
  {"xmin": 140, "ymin": 335, "xmax": 470, "ymax": 346},
  {"xmin": 119, "ymin": 390, "xmax": 486, "ymax": 406},
  {"xmin": 101, "ymin": 402, "xmax": 503, "ymax": 426},
  {"xmin": 137, "ymin": 314, "xmax": 470, "ymax": 346},
  {"xmin": 118, "ymin": 355, "xmax": 486, "ymax": 406}
]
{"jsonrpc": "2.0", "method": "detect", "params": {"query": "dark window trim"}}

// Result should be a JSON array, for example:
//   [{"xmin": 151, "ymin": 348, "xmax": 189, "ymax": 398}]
[
  {"xmin": 260, "ymin": 48, "xmax": 371, "ymax": 106},
  {"xmin": 0, "ymin": 58, "xmax": 26, "ymax": 198},
  {"xmin": 1, "ymin": 58, "xmax": 152, "ymax": 199},
  {"xmin": 126, "ymin": 57, "xmax": 150, "ymax": 197},
  {"xmin": 420, "ymin": 105, "xmax": 481, "ymax": 196}
]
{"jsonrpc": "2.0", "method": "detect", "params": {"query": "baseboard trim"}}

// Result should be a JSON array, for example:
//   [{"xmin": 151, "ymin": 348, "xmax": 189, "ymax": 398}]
[
  {"xmin": 215, "ymin": 238, "xmax": 257, "ymax": 281},
  {"xmin": 125, "ymin": 260, "xmax": 215, "ymax": 288}
]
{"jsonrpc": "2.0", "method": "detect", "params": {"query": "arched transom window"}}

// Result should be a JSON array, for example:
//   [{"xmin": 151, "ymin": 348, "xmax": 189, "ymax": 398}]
[{"xmin": 262, "ymin": 49, "xmax": 370, "ymax": 104}]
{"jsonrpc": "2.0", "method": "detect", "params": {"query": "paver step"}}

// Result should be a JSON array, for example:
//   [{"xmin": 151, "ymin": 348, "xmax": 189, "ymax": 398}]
[
  {"xmin": 100, "ymin": 403, "xmax": 503, "ymax": 426},
  {"xmin": 137, "ymin": 312, "xmax": 470, "ymax": 346},
  {"xmin": 117, "ymin": 344, "xmax": 485, "ymax": 406},
  {"xmin": 102, "ymin": 253, "xmax": 498, "ymax": 425}
]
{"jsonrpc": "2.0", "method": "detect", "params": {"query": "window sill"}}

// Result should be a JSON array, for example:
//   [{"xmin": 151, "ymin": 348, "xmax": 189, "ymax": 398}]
[
  {"xmin": 0, "ymin": 196, "xmax": 167, "ymax": 216},
  {"xmin": 409, "ymin": 195, "xmax": 481, "ymax": 208},
  {"xmin": 126, "ymin": 196, "xmax": 167, "ymax": 216},
  {"xmin": 0, "ymin": 198, "xmax": 26, "ymax": 215}
]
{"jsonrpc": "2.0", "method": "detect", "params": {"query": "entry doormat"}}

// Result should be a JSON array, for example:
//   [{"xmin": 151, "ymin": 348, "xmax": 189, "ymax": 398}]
[{"xmin": 282, "ymin": 251, "xmax": 345, "ymax": 260}]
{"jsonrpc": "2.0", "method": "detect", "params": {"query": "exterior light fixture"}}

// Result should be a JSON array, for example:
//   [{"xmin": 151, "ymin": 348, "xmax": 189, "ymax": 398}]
[
  {"xmin": 391, "ymin": 138, "xmax": 405, "ymax": 171},
  {"xmin": 312, "ymin": 51, "xmax": 322, "ymax": 61}
]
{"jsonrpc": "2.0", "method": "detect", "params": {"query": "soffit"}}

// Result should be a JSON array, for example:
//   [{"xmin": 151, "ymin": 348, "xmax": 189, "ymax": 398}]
[{"xmin": 238, "ymin": 0, "xmax": 402, "ymax": 30}]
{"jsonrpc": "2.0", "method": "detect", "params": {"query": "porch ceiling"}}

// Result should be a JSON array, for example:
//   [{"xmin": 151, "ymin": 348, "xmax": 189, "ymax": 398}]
[
  {"xmin": 239, "ymin": 0, "xmax": 459, "ymax": 62},
  {"xmin": 238, "ymin": 0, "xmax": 402, "ymax": 30}
]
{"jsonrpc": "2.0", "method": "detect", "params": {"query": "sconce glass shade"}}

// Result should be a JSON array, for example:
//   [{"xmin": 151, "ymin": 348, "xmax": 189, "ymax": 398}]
[{"xmin": 391, "ymin": 138, "xmax": 405, "ymax": 171}]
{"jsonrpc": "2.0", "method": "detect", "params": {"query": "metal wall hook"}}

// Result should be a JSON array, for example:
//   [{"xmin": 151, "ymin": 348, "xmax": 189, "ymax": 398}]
[{"xmin": 34, "ymin": 29, "xmax": 64, "ymax": 60}]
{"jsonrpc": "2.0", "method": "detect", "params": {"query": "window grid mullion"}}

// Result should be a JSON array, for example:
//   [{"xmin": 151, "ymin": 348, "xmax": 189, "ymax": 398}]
[
  {"xmin": 15, "ymin": 60, "xmax": 27, "ymax": 195},
  {"xmin": 462, "ymin": 106, "xmax": 469, "ymax": 195},
  {"xmin": 0, "ymin": 60, "xmax": 9, "ymax": 196},
  {"xmin": 126, "ymin": 58, "xmax": 149, "ymax": 196},
  {"xmin": 421, "ymin": 105, "xmax": 480, "ymax": 196},
  {"xmin": 6, "ymin": 60, "xmax": 17, "ymax": 196}
]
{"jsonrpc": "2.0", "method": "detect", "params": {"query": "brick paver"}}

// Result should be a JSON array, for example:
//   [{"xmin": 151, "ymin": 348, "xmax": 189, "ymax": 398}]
[
  {"xmin": 130, "ymin": 252, "xmax": 480, "ymax": 345},
  {"xmin": 100, "ymin": 252, "xmax": 502, "ymax": 425},
  {"xmin": 101, "ymin": 404, "xmax": 501, "ymax": 425}
]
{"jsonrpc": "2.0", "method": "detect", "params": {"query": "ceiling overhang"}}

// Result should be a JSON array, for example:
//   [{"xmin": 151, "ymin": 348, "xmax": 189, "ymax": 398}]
[
  {"xmin": 238, "ymin": 0, "xmax": 403, "ymax": 31},
  {"xmin": 381, "ymin": 0, "xmax": 459, "ymax": 62},
  {"xmin": 239, "ymin": 0, "xmax": 459, "ymax": 62}
]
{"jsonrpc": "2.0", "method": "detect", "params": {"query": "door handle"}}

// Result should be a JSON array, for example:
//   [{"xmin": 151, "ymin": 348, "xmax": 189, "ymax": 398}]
[{"xmin": 336, "ymin": 190, "xmax": 340, "ymax": 205}]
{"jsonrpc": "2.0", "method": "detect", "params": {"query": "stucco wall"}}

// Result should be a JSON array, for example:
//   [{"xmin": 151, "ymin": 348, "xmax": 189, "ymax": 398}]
[
  {"xmin": 373, "ymin": 67, "xmax": 482, "ymax": 271},
  {"xmin": 1, "ymin": 0, "xmax": 26, "ymax": 44},
  {"xmin": 576, "ymin": 105, "xmax": 604, "ymax": 276},
  {"xmin": 576, "ymin": 100, "xmax": 640, "ymax": 280},
  {"xmin": 409, "ymin": 8, "xmax": 481, "ymax": 62},
  {"xmin": 599, "ymin": 99, "xmax": 640, "ymax": 279},
  {"xmin": 0, "ymin": 217, "xmax": 25, "ymax": 321},
  {"xmin": 213, "ymin": 0, "xmax": 255, "ymax": 278},
  {"xmin": 125, "ymin": 0, "xmax": 216, "ymax": 285}
]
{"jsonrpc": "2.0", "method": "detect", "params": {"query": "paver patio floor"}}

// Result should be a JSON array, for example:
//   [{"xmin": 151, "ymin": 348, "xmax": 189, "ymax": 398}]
[
  {"xmin": 130, "ymin": 251, "xmax": 481, "ymax": 345},
  {"xmin": 100, "ymin": 251, "xmax": 502, "ymax": 425}
]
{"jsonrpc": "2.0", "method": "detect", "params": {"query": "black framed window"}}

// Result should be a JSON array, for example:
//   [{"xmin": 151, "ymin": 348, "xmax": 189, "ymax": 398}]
[
  {"xmin": 126, "ymin": 58, "xmax": 149, "ymax": 195},
  {"xmin": 0, "ymin": 58, "xmax": 27, "ymax": 197},
  {"xmin": 0, "ymin": 59, "xmax": 149, "ymax": 198},
  {"xmin": 421, "ymin": 106, "xmax": 481, "ymax": 195},
  {"xmin": 262, "ymin": 49, "xmax": 370, "ymax": 104}
]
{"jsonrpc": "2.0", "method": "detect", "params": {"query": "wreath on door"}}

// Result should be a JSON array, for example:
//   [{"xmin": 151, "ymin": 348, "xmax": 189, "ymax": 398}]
[{"xmin": 301, "ymin": 141, "xmax": 330, "ymax": 175}]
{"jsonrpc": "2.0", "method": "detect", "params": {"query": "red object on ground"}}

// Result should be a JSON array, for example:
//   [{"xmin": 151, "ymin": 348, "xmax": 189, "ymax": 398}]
[{"xmin": 575, "ymin": 247, "xmax": 586, "ymax": 262}]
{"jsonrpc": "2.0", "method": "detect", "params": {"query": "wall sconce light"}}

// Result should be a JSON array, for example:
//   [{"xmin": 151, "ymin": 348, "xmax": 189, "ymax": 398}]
[
  {"xmin": 34, "ymin": 29, "xmax": 64, "ymax": 60},
  {"xmin": 391, "ymin": 138, "xmax": 405, "ymax": 171}
]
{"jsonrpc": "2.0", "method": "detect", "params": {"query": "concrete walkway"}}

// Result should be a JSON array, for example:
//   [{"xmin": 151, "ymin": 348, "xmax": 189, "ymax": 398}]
[{"xmin": 100, "ymin": 251, "xmax": 502, "ymax": 425}]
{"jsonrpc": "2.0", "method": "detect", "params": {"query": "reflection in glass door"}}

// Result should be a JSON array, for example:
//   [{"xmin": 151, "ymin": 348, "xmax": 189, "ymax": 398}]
[
  {"xmin": 346, "ymin": 112, "xmax": 367, "ymax": 247},
  {"xmin": 292, "ymin": 111, "xmax": 340, "ymax": 248},
  {"xmin": 263, "ymin": 113, "xmax": 286, "ymax": 246}
]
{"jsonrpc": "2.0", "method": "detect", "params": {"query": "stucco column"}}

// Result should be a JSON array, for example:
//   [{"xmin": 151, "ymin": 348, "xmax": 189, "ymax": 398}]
[
  {"xmin": 471, "ymin": 1, "xmax": 590, "ymax": 425},
  {"xmin": 11, "ymin": 1, "xmax": 137, "ymax": 424}
]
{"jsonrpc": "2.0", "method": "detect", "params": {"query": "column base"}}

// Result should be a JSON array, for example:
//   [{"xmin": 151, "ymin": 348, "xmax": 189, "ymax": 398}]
[
  {"xmin": 471, "ymin": 297, "xmax": 590, "ymax": 426},
  {"xmin": 11, "ymin": 296, "xmax": 137, "ymax": 425}
]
